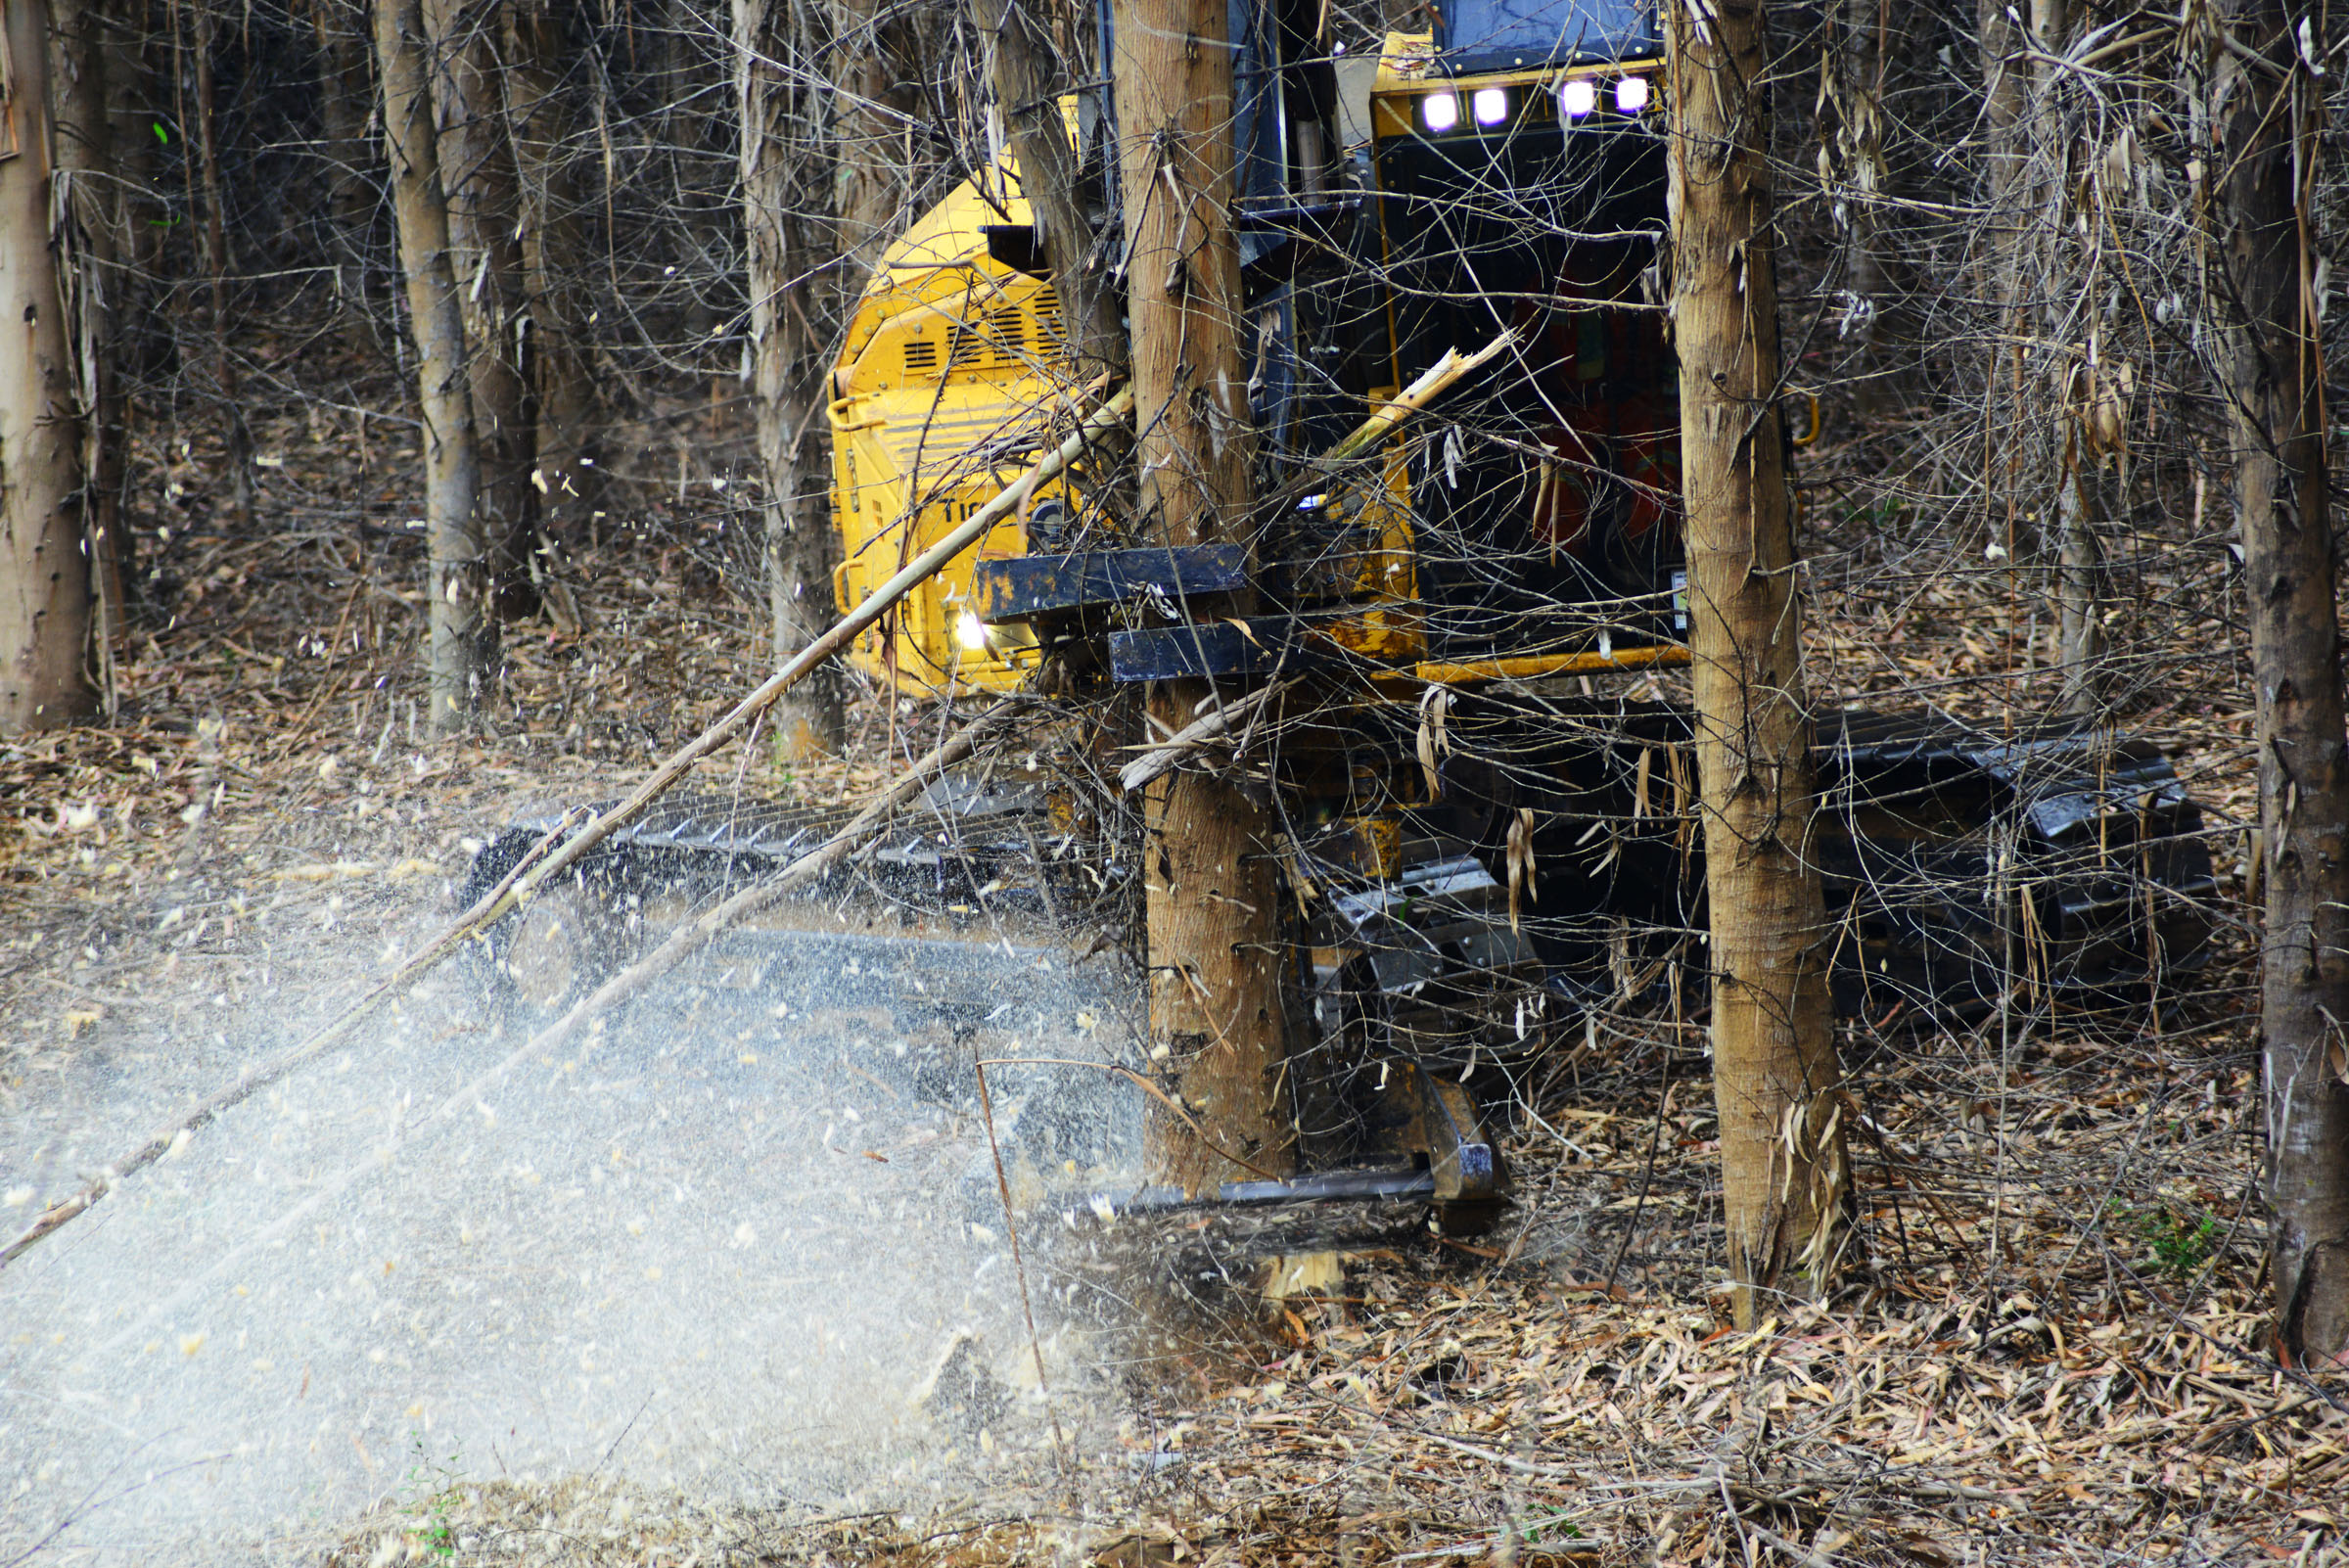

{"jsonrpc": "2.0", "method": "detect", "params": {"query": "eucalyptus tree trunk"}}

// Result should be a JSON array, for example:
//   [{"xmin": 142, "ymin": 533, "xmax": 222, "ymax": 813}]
[
  {"xmin": 50, "ymin": 0, "xmax": 128, "ymax": 712},
  {"xmin": 312, "ymin": 0, "xmax": 379, "ymax": 339},
  {"xmin": 1115, "ymin": 0, "xmax": 1290, "ymax": 1193},
  {"xmin": 2210, "ymin": 0, "xmax": 2349, "ymax": 1366},
  {"xmin": 502, "ymin": 0, "xmax": 600, "ymax": 538},
  {"xmin": 0, "ymin": 0, "xmax": 93, "ymax": 732},
  {"xmin": 190, "ymin": 0, "xmax": 252, "ymax": 524},
  {"xmin": 1821, "ymin": 0, "xmax": 1900, "ymax": 412},
  {"xmin": 1669, "ymin": 0, "xmax": 1851, "ymax": 1326},
  {"xmin": 970, "ymin": 0, "xmax": 1123, "ymax": 376},
  {"xmin": 377, "ymin": 0, "xmax": 489, "ymax": 733},
  {"xmin": 1981, "ymin": 0, "xmax": 2106, "ymax": 712},
  {"xmin": 829, "ymin": 0, "xmax": 904, "ymax": 287},
  {"xmin": 735, "ymin": 0, "xmax": 842, "ymax": 761},
  {"xmin": 425, "ymin": 0, "xmax": 538, "ymax": 621}
]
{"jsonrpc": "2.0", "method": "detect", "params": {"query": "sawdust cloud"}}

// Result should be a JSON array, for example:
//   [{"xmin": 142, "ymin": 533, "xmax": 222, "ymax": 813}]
[{"xmin": 1, "ymin": 932, "xmax": 1142, "ymax": 1565}]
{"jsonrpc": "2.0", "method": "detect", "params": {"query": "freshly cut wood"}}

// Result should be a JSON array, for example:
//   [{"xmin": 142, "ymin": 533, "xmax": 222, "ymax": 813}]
[{"xmin": 1670, "ymin": 0, "xmax": 1852, "ymax": 1326}]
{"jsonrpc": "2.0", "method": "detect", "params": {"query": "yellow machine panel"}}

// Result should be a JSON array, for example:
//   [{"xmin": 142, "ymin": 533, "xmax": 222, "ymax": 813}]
[{"xmin": 828, "ymin": 163, "xmax": 1080, "ymax": 696}]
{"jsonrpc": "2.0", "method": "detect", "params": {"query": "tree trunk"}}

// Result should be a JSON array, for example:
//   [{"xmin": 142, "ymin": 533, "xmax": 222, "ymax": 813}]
[
  {"xmin": 1983, "ymin": 0, "xmax": 2106, "ymax": 712},
  {"xmin": 312, "ymin": 0, "xmax": 379, "ymax": 339},
  {"xmin": 502, "ymin": 0, "xmax": 600, "ymax": 539},
  {"xmin": 2031, "ymin": 0, "xmax": 2105, "ymax": 715},
  {"xmin": 377, "ymin": 0, "xmax": 490, "ymax": 734},
  {"xmin": 50, "ymin": 0, "xmax": 128, "ymax": 714},
  {"xmin": 1115, "ymin": 0, "xmax": 1290, "ymax": 1193},
  {"xmin": 969, "ymin": 0, "xmax": 1122, "ymax": 376},
  {"xmin": 0, "ymin": 0, "xmax": 93, "ymax": 733},
  {"xmin": 424, "ymin": 0, "xmax": 537, "ymax": 621},
  {"xmin": 1823, "ymin": 0, "xmax": 1899, "ymax": 412},
  {"xmin": 2212, "ymin": 0, "xmax": 2349, "ymax": 1366},
  {"xmin": 829, "ymin": 0, "xmax": 901, "ymax": 284},
  {"xmin": 190, "ymin": 0, "xmax": 252, "ymax": 524},
  {"xmin": 734, "ymin": 0, "xmax": 842, "ymax": 761},
  {"xmin": 1669, "ymin": 0, "xmax": 1850, "ymax": 1325}
]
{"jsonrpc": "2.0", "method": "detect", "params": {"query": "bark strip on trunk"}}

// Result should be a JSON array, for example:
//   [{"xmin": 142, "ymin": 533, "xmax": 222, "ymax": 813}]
[
  {"xmin": 1115, "ymin": 0, "xmax": 1290, "ymax": 1194},
  {"xmin": 376, "ymin": 0, "xmax": 490, "ymax": 733},
  {"xmin": 1669, "ymin": 0, "xmax": 1851, "ymax": 1325},
  {"xmin": 2211, "ymin": 0, "xmax": 2349, "ymax": 1366}
]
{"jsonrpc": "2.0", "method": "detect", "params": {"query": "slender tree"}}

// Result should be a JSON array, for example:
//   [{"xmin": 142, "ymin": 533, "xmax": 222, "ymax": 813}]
[
  {"xmin": 188, "ymin": 0, "xmax": 253, "ymax": 524},
  {"xmin": 970, "ymin": 0, "xmax": 1122, "ymax": 376},
  {"xmin": 0, "ymin": 0, "xmax": 93, "ymax": 733},
  {"xmin": 2210, "ymin": 0, "xmax": 2349, "ymax": 1365},
  {"xmin": 312, "ymin": 0, "xmax": 378, "ymax": 336},
  {"xmin": 1980, "ymin": 0, "xmax": 2106, "ymax": 713},
  {"xmin": 377, "ymin": 0, "xmax": 490, "ymax": 733},
  {"xmin": 50, "ymin": 0, "xmax": 129, "ymax": 711},
  {"xmin": 1115, "ymin": 0, "xmax": 1290, "ymax": 1193},
  {"xmin": 502, "ymin": 0, "xmax": 600, "ymax": 538},
  {"xmin": 425, "ymin": 0, "xmax": 538, "ymax": 620},
  {"xmin": 734, "ymin": 0, "xmax": 844, "ymax": 761},
  {"xmin": 1670, "ymin": 0, "xmax": 1851, "ymax": 1324}
]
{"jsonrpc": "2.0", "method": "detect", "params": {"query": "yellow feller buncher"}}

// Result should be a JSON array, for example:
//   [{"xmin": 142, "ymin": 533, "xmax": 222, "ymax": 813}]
[{"xmin": 468, "ymin": 0, "xmax": 2213, "ymax": 1235}]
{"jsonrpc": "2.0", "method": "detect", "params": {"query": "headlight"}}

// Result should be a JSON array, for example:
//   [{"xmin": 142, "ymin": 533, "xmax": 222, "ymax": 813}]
[
  {"xmin": 1558, "ymin": 76, "xmax": 1597, "ymax": 118},
  {"xmin": 955, "ymin": 612, "xmax": 989, "ymax": 652},
  {"xmin": 1472, "ymin": 87, "xmax": 1508, "ymax": 126},
  {"xmin": 1615, "ymin": 74, "xmax": 1650, "ymax": 113},
  {"xmin": 1421, "ymin": 92, "xmax": 1461, "ymax": 133}
]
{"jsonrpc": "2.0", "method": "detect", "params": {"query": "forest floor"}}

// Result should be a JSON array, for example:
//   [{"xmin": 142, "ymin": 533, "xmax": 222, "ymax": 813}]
[{"xmin": 4, "ymin": 367, "xmax": 2346, "ymax": 1566}]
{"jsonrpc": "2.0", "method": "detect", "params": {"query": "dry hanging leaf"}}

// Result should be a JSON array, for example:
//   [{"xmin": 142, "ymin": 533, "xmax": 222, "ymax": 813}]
[
  {"xmin": 1506, "ymin": 807, "xmax": 1538, "ymax": 932},
  {"xmin": 1416, "ymin": 686, "xmax": 1451, "ymax": 803}
]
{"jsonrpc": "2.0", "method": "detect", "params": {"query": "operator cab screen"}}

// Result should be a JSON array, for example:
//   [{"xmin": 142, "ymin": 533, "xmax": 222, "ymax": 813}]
[{"xmin": 1434, "ymin": 0, "xmax": 1661, "ymax": 69}]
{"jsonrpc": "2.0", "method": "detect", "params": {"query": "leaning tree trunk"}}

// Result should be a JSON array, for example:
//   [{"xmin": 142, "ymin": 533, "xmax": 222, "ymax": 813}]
[
  {"xmin": 1670, "ymin": 0, "xmax": 1851, "ymax": 1326},
  {"xmin": 0, "ymin": 0, "xmax": 93, "ymax": 733},
  {"xmin": 1115, "ymin": 0, "xmax": 1290, "ymax": 1193},
  {"xmin": 735, "ymin": 0, "xmax": 842, "ymax": 761},
  {"xmin": 377, "ymin": 0, "xmax": 489, "ymax": 734},
  {"xmin": 2211, "ymin": 0, "xmax": 2349, "ymax": 1366},
  {"xmin": 969, "ymin": 0, "xmax": 1123, "ymax": 376},
  {"xmin": 425, "ymin": 0, "xmax": 538, "ymax": 622}
]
